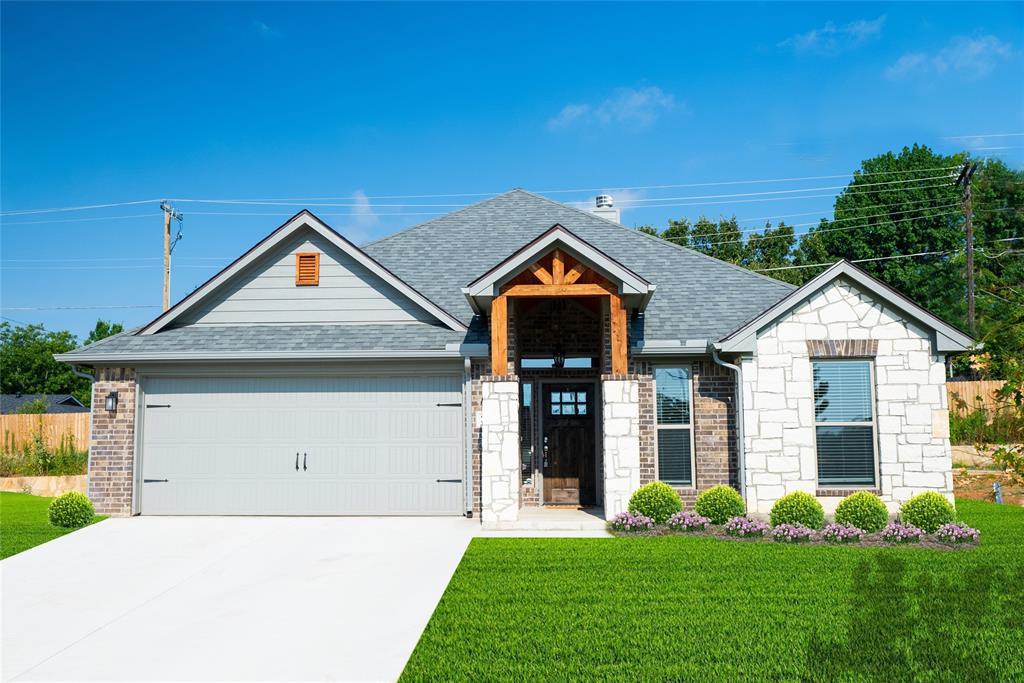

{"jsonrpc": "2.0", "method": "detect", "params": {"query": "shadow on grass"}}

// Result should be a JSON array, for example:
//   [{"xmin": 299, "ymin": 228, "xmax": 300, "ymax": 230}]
[{"xmin": 805, "ymin": 554, "xmax": 1022, "ymax": 681}]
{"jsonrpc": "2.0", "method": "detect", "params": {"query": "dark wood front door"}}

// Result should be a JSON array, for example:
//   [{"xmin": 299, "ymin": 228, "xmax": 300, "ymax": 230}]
[{"xmin": 542, "ymin": 383, "xmax": 596, "ymax": 505}]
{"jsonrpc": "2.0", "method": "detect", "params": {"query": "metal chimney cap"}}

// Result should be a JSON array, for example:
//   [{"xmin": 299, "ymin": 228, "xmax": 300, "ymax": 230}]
[{"xmin": 595, "ymin": 194, "xmax": 613, "ymax": 208}]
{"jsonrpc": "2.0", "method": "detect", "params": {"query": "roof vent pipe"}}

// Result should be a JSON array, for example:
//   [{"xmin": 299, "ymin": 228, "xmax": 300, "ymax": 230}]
[{"xmin": 591, "ymin": 194, "xmax": 620, "ymax": 223}]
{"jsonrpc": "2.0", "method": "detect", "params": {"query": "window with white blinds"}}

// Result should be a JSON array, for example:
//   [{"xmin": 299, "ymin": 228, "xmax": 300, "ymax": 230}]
[
  {"xmin": 655, "ymin": 366, "xmax": 694, "ymax": 486},
  {"xmin": 813, "ymin": 360, "xmax": 876, "ymax": 487}
]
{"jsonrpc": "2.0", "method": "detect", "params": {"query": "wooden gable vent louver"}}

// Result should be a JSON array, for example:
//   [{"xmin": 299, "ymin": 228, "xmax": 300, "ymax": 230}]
[{"xmin": 295, "ymin": 252, "xmax": 320, "ymax": 286}]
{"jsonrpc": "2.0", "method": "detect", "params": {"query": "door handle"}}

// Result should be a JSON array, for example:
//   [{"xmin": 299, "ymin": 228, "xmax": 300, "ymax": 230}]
[
  {"xmin": 295, "ymin": 452, "xmax": 299, "ymax": 471},
  {"xmin": 303, "ymin": 452, "xmax": 307, "ymax": 471}
]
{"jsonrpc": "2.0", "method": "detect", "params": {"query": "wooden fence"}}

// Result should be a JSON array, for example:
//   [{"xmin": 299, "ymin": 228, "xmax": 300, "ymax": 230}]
[
  {"xmin": 1, "ymin": 413, "xmax": 90, "ymax": 453},
  {"xmin": 946, "ymin": 380, "xmax": 1008, "ymax": 416}
]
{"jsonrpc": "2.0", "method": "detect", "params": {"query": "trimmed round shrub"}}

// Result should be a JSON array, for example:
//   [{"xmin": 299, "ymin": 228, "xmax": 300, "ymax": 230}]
[
  {"xmin": 628, "ymin": 482, "xmax": 683, "ymax": 524},
  {"xmin": 694, "ymin": 485, "xmax": 745, "ymax": 524},
  {"xmin": 834, "ymin": 491, "xmax": 889, "ymax": 532},
  {"xmin": 769, "ymin": 491, "xmax": 825, "ymax": 529},
  {"xmin": 48, "ymin": 491, "xmax": 95, "ymax": 528},
  {"xmin": 899, "ymin": 491, "xmax": 955, "ymax": 533}
]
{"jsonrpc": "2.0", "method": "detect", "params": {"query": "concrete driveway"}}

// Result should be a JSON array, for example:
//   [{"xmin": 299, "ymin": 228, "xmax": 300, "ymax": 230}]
[{"xmin": 2, "ymin": 516, "xmax": 476, "ymax": 682}]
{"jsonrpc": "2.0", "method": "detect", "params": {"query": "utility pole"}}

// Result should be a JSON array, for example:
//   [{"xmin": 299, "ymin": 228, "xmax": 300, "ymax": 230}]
[
  {"xmin": 160, "ymin": 201, "xmax": 183, "ymax": 311},
  {"xmin": 954, "ymin": 162, "xmax": 980, "ymax": 336}
]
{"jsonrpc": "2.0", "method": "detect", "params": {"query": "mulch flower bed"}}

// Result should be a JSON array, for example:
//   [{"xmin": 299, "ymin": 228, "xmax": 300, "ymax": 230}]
[{"xmin": 608, "ymin": 515, "xmax": 981, "ymax": 550}]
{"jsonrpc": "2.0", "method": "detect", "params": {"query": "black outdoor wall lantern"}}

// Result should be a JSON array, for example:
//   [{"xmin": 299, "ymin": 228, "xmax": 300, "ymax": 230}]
[{"xmin": 105, "ymin": 391, "xmax": 118, "ymax": 413}]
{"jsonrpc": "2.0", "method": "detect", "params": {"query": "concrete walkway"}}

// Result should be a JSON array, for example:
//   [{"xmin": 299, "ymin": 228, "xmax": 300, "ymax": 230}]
[{"xmin": 1, "ymin": 516, "xmax": 476, "ymax": 682}]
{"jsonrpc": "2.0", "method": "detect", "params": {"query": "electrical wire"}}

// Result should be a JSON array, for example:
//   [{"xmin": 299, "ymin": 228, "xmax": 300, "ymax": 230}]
[{"xmin": 0, "ymin": 166, "xmax": 964, "ymax": 216}]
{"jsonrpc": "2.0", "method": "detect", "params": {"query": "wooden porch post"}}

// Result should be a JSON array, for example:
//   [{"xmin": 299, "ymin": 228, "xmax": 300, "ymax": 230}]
[
  {"xmin": 490, "ymin": 294, "xmax": 509, "ymax": 376},
  {"xmin": 609, "ymin": 292, "xmax": 628, "ymax": 375}
]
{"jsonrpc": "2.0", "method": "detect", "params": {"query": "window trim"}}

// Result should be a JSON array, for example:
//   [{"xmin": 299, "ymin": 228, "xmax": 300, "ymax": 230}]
[
  {"xmin": 810, "ymin": 358, "xmax": 880, "ymax": 489},
  {"xmin": 295, "ymin": 252, "xmax": 320, "ymax": 286},
  {"xmin": 653, "ymin": 363, "xmax": 696, "ymax": 488}
]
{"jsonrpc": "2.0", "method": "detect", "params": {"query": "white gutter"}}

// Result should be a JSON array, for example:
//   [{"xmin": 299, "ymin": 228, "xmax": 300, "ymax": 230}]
[
  {"xmin": 54, "ymin": 349, "xmax": 467, "ymax": 364},
  {"xmin": 708, "ymin": 344, "xmax": 746, "ymax": 502}
]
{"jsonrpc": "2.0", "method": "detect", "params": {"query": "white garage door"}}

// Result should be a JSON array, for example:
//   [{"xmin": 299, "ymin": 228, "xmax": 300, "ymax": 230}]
[{"xmin": 139, "ymin": 374, "xmax": 465, "ymax": 515}]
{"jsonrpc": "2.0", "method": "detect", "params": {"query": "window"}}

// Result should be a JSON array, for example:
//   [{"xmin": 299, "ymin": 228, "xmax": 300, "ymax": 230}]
[
  {"xmin": 295, "ymin": 252, "xmax": 320, "ymax": 286},
  {"xmin": 520, "ymin": 383, "xmax": 534, "ymax": 485},
  {"xmin": 520, "ymin": 357, "xmax": 594, "ymax": 369},
  {"xmin": 813, "ymin": 360, "xmax": 876, "ymax": 487},
  {"xmin": 549, "ymin": 390, "xmax": 588, "ymax": 416},
  {"xmin": 655, "ymin": 366, "xmax": 693, "ymax": 486}
]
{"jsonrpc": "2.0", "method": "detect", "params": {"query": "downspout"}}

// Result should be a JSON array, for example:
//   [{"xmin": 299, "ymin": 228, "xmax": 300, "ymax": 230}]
[
  {"xmin": 709, "ymin": 346, "xmax": 746, "ymax": 501},
  {"xmin": 463, "ymin": 356, "xmax": 475, "ymax": 517}
]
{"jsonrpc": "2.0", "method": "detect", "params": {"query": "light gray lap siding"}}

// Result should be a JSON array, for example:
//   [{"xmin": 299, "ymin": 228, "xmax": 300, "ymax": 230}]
[{"xmin": 179, "ymin": 228, "xmax": 437, "ymax": 327}]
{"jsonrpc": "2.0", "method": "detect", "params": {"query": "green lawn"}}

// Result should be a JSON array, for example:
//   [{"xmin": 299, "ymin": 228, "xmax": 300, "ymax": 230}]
[
  {"xmin": 0, "ymin": 492, "xmax": 106, "ymax": 559},
  {"xmin": 402, "ymin": 500, "xmax": 1024, "ymax": 682}
]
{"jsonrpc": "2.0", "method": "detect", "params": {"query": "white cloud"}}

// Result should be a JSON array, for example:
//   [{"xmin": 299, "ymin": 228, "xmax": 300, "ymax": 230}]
[
  {"xmin": 779, "ymin": 15, "xmax": 885, "ymax": 53},
  {"xmin": 885, "ymin": 34, "xmax": 1013, "ymax": 81},
  {"xmin": 252, "ymin": 20, "xmax": 279, "ymax": 38},
  {"xmin": 350, "ymin": 190, "xmax": 378, "ymax": 228},
  {"xmin": 547, "ymin": 86, "xmax": 679, "ymax": 131}
]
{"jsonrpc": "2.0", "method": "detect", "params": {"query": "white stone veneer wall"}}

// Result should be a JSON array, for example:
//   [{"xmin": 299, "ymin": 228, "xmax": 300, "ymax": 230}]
[
  {"xmin": 602, "ymin": 379, "xmax": 641, "ymax": 520},
  {"xmin": 742, "ymin": 279, "xmax": 953, "ymax": 514},
  {"xmin": 480, "ymin": 380, "xmax": 520, "ymax": 527}
]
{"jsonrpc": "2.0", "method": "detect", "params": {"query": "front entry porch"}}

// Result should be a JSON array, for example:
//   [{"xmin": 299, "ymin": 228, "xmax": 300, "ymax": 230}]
[{"xmin": 479, "ymin": 505, "xmax": 609, "ymax": 532}]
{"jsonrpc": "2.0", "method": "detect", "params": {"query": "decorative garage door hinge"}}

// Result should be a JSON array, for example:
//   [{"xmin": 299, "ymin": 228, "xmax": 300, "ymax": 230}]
[
  {"xmin": 436, "ymin": 479, "xmax": 463, "ymax": 483},
  {"xmin": 146, "ymin": 404, "xmax": 171, "ymax": 408},
  {"xmin": 143, "ymin": 479, "xmax": 169, "ymax": 483},
  {"xmin": 436, "ymin": 402, "xmax": 462, "ymax": 407}
]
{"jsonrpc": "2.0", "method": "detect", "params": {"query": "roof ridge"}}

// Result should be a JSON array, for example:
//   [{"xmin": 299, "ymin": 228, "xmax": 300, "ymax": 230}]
[
  {"xmin": 512, "ymin": 188, "xmax": 797, "ymax": 291},
  {"xmin": 362, "ymin": 189, "xmax": 525, "ymax": 249}
]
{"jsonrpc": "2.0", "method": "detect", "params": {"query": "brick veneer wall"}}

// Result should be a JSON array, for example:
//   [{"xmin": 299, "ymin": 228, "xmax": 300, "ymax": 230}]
[
  {"xmin": 637, "ymin": 358, "xmax": 737, "ymax": 507},
  {"xmin": 88, "ymin": 367, "xmax": 137, "ymax": 516}
]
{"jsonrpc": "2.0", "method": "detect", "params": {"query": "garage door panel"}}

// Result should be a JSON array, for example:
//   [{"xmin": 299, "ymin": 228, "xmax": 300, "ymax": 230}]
[{"xmin": 140, "ymin": 374, "xmax": 464, "ymax": 515}]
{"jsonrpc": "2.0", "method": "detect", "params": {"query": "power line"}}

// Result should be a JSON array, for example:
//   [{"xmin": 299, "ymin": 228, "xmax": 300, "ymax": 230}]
[
  {"xmin": 752, "ymin": 237, "xmax": 1022, "ymax": 273},
  {"xmin": 0, "ymin": 199, "xmax": 160, "ymax": 217},
  {"xmin": 0, "ymin": 166, "xmax": 963, "ymax": 216},
  {"xmin": 1, "ymin": 304, "xmax": 161, "ymax": 311}
]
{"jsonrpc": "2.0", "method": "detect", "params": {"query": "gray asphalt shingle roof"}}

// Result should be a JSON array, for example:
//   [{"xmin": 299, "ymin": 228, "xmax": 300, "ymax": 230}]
[
  {"xmin": 58, "ymin": 323, "xmax": 475, "ymax": 361},
  {"xmin": 365, "ymin": 189, "xmax": 794, "ymax": 341},
  {"xmin": 59, "ymin": 189, "xmax": 793, "ymax": 362}
]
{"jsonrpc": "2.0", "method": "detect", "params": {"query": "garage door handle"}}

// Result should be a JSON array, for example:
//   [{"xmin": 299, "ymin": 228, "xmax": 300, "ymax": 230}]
[
  {"xmin": 436, "ymin": 478, "xmax": 462, "ymax": 483},
  {"xmin": 303, "ymin": 452, "xmax": 307, "ymax": 471},
  {"xmin": 295, "ymin": 452, "xmax": 299, "ymax": 471}
]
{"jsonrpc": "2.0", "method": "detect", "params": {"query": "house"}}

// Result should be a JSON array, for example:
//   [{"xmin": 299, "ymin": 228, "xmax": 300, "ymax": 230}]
[
  {"xmin": 56, "ymin": 190, "xmax": 969, "ymax": 523},
  {"xmin": 0, "ymin": 393, "xmax": 88, "ymax": 414}
]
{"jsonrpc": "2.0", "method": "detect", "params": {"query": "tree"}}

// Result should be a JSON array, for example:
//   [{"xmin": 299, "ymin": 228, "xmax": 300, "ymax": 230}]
[
  {"xmin": 793, "ymin": 145, "xmax": 966, "ymax": 322},
  {"xmin": 0, "ymin": 319, "xmax": 124, "ymax": 406},
  {"xmin": 84, "ymin": 320, "xmax": 124, "ymax": 346},
  {"xmin": 15, "ymin": 398, "xmax": 48, "ymax": 414}
]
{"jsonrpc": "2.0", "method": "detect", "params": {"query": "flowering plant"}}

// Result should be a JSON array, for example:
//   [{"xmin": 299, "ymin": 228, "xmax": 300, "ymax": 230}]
[
  {"xmin": 667, "ymin": 511, "xmax": 710, "ymax": 532},
  {"xmin": 821, "ymin": 522, "xmax": 864, "ymax": 544},
  {"xmin": 609, "ymin": 511, "xmax": 655, "ymax": 532},
  {"xmin": 771, "ymin": 523, "xmax": 814, "ymax": 543},
  {"xmin": 881, "ymin": 522, "xmax": 924, "ymax": 544},
  {"xmin": 724, "ymin": 516, "xmax": 770, "ymax": 538},
  {"xmin": 934, "ymin": 522, "xmax": 981, "ymax": 545}
]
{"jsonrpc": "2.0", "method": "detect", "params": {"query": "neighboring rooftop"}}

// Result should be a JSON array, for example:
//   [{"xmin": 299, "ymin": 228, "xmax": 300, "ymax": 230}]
[{"xmin": 0, "ymin": 394, "xmax": 87, "ymax": 414}]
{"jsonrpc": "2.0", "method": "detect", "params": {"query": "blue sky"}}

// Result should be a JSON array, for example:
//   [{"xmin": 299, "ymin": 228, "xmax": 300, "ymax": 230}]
[{"xmin": 2, "ymin": 2, "xmax": 1022, "ymax": 338}]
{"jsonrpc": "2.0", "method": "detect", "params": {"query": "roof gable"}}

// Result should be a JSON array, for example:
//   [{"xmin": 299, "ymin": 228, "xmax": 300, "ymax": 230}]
[
  {"xmin": 140, "ymin": 211, "xmax": 466, "ymax": 335},
  {"xmin": 718, "ymin": 260, "xmax": 974, "ymax": 353},
  {"xmin": 463, "ymin": 224, "xmax": 655, "ymax": 311}
]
